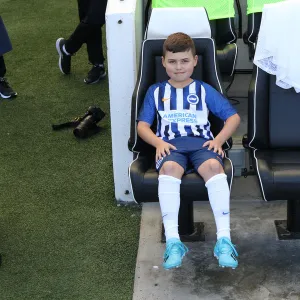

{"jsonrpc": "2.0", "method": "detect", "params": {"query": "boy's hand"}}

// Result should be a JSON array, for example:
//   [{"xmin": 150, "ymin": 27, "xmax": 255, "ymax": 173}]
[
  {"xmin": 156, "ymin": 141, "xmax": 177, "ymax": 161},
  {"xmin": 203, "ymin": 139, "xmax": 224, "ymax": 158}
]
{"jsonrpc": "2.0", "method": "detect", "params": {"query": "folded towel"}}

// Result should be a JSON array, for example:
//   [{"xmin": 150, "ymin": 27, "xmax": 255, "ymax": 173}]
[{"xmin": 254, "ymin": 0, "xmax": 300, "ymax": 93}]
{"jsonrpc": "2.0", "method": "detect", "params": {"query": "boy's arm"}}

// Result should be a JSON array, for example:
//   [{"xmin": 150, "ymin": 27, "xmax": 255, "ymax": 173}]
[
  {"xmin": 214, "ymin": 113, "xmax": 241, "ymax": 145},
  {"xmin": 202, "ymin": 83, "xmax": 241, "ymax": 155},
  {"xmin": 137, "ymin": 121, "xmax": 177, "ymax": 161},
  {"xmin": 137, "ymin": 121, "xmax": 162, "ymax": 148},
  {"xmin": 203, "ymin": 113, "xmax": 240, "ymax": 155}
]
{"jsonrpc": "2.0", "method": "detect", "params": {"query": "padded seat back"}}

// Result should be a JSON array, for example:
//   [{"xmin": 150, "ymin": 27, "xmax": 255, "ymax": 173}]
[
  {"xmin": 146, "ymin": 0, "xmax": 238, "ymax": 76},
  {"xmin": 210, "ymin": 18, "xmax": 237, "ymax": 76},
  {"xmin": 146, "ymin": 7, "xmax": 211, "ymax": 39},
  {"xmin": 244, "ymin": 0, "xmax": 285, "ymax": 58},
  {"xmin": 244, "ymin": 12, "xmax": 262, "ymax": 45},
  {"xmin": 210, "ymin": 18, "xmax": 236, "ymax": 46},
  {"xmin": 248, "ymin": 66, "xmax": 300, "ymax": 150},
  {"xmin": 246, "ymin": 65, "xmax": 300, "ymax": 203}
]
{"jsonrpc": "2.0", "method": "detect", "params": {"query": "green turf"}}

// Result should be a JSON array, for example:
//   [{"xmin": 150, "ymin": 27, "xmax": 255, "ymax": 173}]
[{"xmin": 0, "ymin": 1, "xmax": 141, "ymax": 299}]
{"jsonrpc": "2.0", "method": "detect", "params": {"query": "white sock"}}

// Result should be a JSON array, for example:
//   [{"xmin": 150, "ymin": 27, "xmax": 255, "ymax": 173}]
[
  {"xmin": 62, "ymin": 45, "xmax": 71, "ymax": 56},
  {"xmin": 205, "ymin": 173, "xmax": 231, "ymax": 240},
  {"xmin": 158, "ymin": 175, "xmax": 181, "ymax": 241}
]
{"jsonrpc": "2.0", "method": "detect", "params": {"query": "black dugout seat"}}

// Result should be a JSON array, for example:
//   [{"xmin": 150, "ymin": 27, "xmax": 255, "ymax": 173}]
[
  {"xmin": 244, "ymin": 66, "xmax": 300, "ymax": 237},
  {"xmin": 128, "ymin": 38, "xmax": 234, "ymax": 236},
  {"xmin": 210, "ymin": 18, "xmax": 238, "ymax": 78},
  {"xmin": 243, "ymin": 13, "xmax": 262, "ymax": 60}
]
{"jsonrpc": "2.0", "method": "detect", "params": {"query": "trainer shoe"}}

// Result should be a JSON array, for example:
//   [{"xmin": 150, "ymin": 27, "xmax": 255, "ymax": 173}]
[
  {"xmin": 163, "ymin": 238, "xmax": 188, "ymax": 270},
  {"xmin": 84, "ymin": 64, "xmax": 106, "ymax": 84},
  {"xmin": 0, "ymin": 77, "xmax": 17, "ymax": 99},
  {"xmin": 56, "ymin": 37, "xmax": 71, "ymax": 75},
  {"xmin": 214, "ymin": 237, "xmax": 238, "ymax": 269}
]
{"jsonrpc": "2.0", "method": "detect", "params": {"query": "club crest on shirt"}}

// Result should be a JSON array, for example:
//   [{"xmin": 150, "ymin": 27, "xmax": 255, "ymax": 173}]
[{"xmin": 187, "ymin": 94, "xmax": 199, "ymax": 105}]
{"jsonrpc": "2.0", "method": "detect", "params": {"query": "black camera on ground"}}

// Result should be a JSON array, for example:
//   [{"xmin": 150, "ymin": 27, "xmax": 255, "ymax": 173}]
[
  {"xmin": 52, "ymin": 106, "xmax": 106, "ymax": 139},
  {"xmin": 73, "ymin": 106, "xmax": 105, "ymax": 138}
]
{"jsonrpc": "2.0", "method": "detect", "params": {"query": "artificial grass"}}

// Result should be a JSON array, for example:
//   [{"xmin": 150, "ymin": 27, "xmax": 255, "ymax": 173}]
[{"xmin": 0, "ymin": 1, "xmax": 140, "ymax": 299}]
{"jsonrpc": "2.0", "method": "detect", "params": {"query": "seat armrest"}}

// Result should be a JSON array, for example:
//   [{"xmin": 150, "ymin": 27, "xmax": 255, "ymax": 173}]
[
  {"xmin": 130, "ymin": 154, "xmax": 151, "ymax": 175},
  {"xmin": 129, "ymin": 154, "xmax": 154, "ymax": 202}
]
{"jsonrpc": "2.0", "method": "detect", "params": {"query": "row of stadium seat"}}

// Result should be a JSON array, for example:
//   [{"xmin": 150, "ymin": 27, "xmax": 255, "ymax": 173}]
[{"xmin": 129, "ymin": 1, "xmax": 300, "ymax": 240}]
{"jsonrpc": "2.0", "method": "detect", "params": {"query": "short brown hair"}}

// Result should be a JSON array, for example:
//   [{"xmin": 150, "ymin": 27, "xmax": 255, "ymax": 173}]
[{"xmin": 163, "ymin": 32, "xmax": 196, "ymax": 57}]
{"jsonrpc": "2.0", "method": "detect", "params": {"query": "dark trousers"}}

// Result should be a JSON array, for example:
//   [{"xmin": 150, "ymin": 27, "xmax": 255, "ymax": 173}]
[
  {"xmin": 0, "ymin": 56, "xmax": 6, "ymax": 77},
  {"xmin": 65, "ymin": 0, "xmax": 108, "ymax": 65}
]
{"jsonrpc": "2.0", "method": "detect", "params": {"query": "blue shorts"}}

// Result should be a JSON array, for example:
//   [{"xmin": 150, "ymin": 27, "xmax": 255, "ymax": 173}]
[{"xmin": 155, "ymin": 136, "xmax": 224, "ymax": 173}]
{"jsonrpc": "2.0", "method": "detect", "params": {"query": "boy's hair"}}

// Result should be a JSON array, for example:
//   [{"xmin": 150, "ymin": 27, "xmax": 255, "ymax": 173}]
[{"xmin": 163, "ymin": 32, "xmax": 196, "ymax": 57}]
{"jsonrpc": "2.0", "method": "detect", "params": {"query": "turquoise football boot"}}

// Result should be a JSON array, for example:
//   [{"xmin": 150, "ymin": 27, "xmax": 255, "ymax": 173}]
[
  {"xmin": 214, "ymin": 237, "xmax": 238, "ymax": 269},
  {"xmin": 163, "ymin": 238, "xmax": 188, "ymax": 270}
]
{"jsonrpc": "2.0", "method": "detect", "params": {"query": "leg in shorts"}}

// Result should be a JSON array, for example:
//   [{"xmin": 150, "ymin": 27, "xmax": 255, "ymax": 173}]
[{"xmin": 156, "ymin": 137, "xmax": 224, "ymax": 173}]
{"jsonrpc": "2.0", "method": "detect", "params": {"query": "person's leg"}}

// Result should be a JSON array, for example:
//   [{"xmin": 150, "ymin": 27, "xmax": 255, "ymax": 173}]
[
  {"xmin": 56, "ymin": 22, "xmax": 91, "ymax": 75},
  {"xmin": 64, "ymin": 0, "xmax": 90, "ymax": 54},
  {"xmin": 198, "ymin": 159, "xmax": 230, "ymax": 239},
  {"xmin": 0, "ymin": 55, "xmax": 17, "ymax": 99},
  {"xmin": 159, "ymin": 161, "xmax": 184, "ymax": 241},
  {"xmin": 64, "ymin": 22, "xmax": 90, "ymax": 54},
  {"xmin": 86, "ymin": 25, "xmax": 105, "ymax": 65},
  {"xmin": 77, "ymin": 0, "xmax": 89, "ymax": 23},
  {"xmin": 158, "ymin": 161, "xmax": 188, "ymax": 270},
  {"xmin": 84, "ymin": 24, "xmax": 106, "ymax": 84},
  {"xmin": 55, "ymin": 0, "xmax": 90, "ymax": 74},
  {"xmin": 196, "ymin": 155, "xmax": 238, "ymax": 269},
  {"xmin": 83, "ymin": 0, "xmax": 107, "ymax": 84},
  {"xmin": 0, "ymin": 56, "xmax": 6, "ymax": 77},
  {"xmin": 156, "ymin": 145, "xmax": 189, "ymax": 270}
]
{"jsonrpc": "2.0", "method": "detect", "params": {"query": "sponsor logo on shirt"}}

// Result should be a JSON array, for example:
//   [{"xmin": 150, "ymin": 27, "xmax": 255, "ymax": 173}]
[
  {"xmin": 160, "ymin": 110, "xmax": 198, "ymax": 124},
  {"xmin": 187, "ymin": 94, "xmax": 199, "ymax": 105}
]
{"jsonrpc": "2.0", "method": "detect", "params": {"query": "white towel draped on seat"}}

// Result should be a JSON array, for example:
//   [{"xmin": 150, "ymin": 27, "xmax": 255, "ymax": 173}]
[{"xmin": 254, "ymin": 0, "xmax": 300, "ymax": 93}]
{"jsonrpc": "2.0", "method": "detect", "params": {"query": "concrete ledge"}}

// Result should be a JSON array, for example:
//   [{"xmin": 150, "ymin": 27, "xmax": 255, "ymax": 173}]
[{"xmin": 134, "ymin": 201, "xmax": 300, "ymax": 300}]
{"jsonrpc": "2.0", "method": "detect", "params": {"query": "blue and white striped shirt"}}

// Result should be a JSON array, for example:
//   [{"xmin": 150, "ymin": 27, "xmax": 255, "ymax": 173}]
[{"xmin": 138, "ymin": 80, "xmax": 237, "ymax": 141}]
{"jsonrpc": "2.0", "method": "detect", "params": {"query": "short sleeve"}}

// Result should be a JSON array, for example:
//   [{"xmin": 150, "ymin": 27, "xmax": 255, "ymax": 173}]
[
  {"xmin": 203, "ymin": 83, "xmax": 237, "ymax": 121},
  {"xmin": 137, "ymin": 85, "xmax": 157, "ymax": 125}
]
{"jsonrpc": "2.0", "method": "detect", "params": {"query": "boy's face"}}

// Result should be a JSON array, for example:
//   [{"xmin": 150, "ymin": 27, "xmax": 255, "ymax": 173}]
[{"xmin": 162, "ymin": 50, "xmax": 198, "ymax": 85}]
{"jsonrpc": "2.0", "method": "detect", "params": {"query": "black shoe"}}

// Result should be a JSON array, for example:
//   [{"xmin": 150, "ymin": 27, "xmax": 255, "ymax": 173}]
[
  {"xmin": 0, "ymin": 77, "xmax": 17, "ymax": 99},
  {"xmin": 84, "ymin": 64, "xmax": 106, "ymax": 84},
  {"xmin": 56, "ymin": 38, "xmax": 71, "ymax": 75}
]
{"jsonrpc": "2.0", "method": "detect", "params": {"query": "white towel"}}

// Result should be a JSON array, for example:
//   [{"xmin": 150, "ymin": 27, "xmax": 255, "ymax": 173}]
[{"xmin": 254, "ymin": 0, "xmax": 300, "ymax": 93}]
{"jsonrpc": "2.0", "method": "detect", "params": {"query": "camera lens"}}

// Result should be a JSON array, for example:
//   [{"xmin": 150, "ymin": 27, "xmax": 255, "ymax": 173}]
[
  {"xmin": 73, "ymin": 107, "xmax": 105, "ymax": 139},
  {"xmin": 73, "ymin": 115, "xmax": 94, "ymax": 138}
]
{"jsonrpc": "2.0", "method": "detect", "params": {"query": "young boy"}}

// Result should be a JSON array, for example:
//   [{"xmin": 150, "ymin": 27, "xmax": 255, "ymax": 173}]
[{"xmin": 137, "ymin": 32, "xmax": 240, "ymax": 270}]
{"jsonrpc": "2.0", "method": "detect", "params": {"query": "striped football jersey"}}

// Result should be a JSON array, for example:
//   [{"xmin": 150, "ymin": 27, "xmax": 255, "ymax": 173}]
[{"xmin": 138, "ymin": 80, "xmax": 236, "ymax": 141}]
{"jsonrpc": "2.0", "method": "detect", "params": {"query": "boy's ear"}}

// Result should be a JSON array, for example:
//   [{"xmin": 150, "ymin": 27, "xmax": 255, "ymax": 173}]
[
  {"xmin": 162, "ymin": 56, "xmax": 166, "ymax": 68},
  {"xmin": 194, "ymin": 55, "xmax": 198, "ymax": 67}
]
